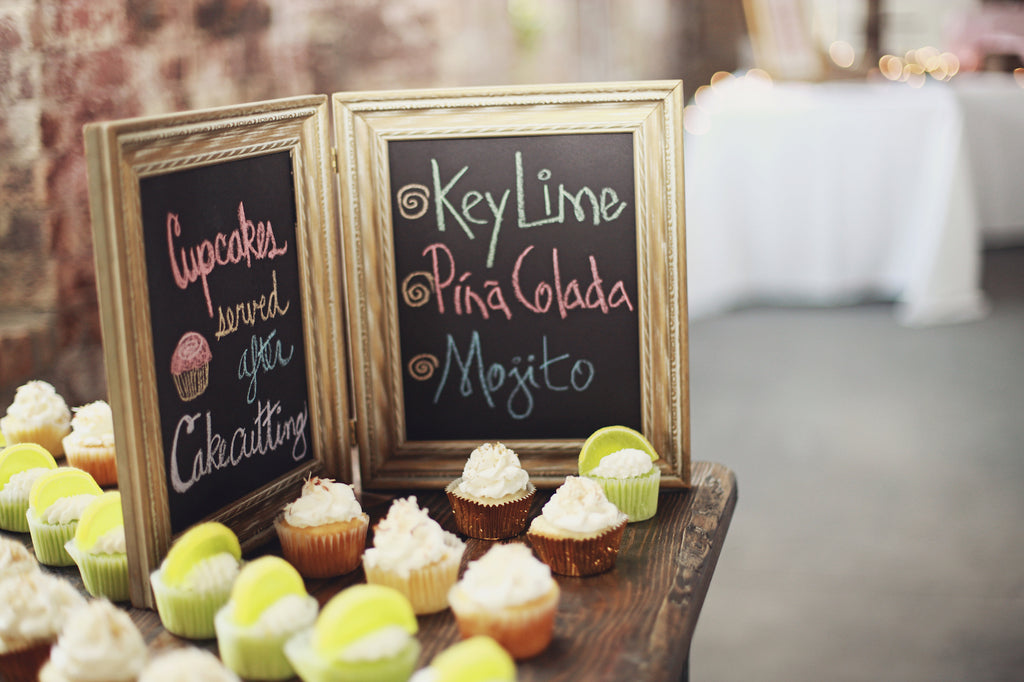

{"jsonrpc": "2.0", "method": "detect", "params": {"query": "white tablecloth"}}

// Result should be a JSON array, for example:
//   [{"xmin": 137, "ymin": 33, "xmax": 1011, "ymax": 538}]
[
  {"xmin": 684, "ymin": 77, "xmax": 991, "ymax": 326},
  {"xmin": 951, "ymin": 72, "xmax": 1024, "ymax": 244}
]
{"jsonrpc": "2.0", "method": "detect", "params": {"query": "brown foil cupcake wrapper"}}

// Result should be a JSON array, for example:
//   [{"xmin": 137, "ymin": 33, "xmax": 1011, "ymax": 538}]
[
  {"xmin": 445, "ymin": 480, "xmax": 536, "ymax": 540},
  {"xmin": 62, "ymin": 444, "xmax": 118, "ymax": 487},
  {"xmin": 527, "ymin": 518, "xmax": 627, "ymax": 577},
  {"xmin": 450, "ymin": 584, "xmax": 559, "ymax": 659},
  {"xmin": 0, "ymin": 639, "xmax": 52, "ymax": 682},
  {"xmin": 274, "ymin": 514, "xmax": 368, "ymax": 579}
]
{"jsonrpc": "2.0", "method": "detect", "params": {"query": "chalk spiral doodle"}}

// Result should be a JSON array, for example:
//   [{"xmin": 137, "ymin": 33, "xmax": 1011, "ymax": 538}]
[
  {"xmin": 401, "ymin": 270, "xmax": 434, "ymax": 307},
  {"xmin": 397, "ymin": 183, "xmax": 430, "ymax": 220},
  {"xmin": 408, "ymin": 353, "xmax": 439, "ymax": 381}
]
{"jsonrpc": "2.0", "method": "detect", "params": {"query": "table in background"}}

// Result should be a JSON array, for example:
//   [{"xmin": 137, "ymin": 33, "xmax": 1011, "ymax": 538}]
[
  {"xmin": 10, "ymin": 461, "xmax": 737, "ymax": 682},
  {"xmin": 684, "ymin": 76, "xmax": 992, "ymax": 326}
]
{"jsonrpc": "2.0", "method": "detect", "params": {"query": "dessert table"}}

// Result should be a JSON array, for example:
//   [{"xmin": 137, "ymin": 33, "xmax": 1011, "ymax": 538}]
[
  {"xmin": 684, "ymin": 75, "xmax": 991, "ymax": 326},
  {"xmin": 8, "ymin": 461, "xmax": 737, "ymax": 682}
]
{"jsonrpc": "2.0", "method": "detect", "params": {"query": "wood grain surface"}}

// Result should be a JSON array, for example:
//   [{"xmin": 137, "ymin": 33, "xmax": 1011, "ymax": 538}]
[{"xmin": 5, "ymin": 461, "xmax": 736, "ymax": 682}]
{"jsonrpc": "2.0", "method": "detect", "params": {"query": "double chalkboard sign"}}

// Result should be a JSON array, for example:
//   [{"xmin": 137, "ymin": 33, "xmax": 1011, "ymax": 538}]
[{"xmin": 85, "ymin": 83, "xmax": 689, "ymax": 607}]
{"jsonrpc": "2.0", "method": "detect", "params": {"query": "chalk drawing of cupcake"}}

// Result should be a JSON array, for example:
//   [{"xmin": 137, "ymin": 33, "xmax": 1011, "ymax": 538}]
[{"xmin": 171, "ymin": 331, "xmax": 211, "ymax": 401}]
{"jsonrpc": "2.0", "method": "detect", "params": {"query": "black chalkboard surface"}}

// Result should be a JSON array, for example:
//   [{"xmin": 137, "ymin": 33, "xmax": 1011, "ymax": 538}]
[
  {"xmin": 139, "ymin": 151, "xmax": 312, "ymax": 533},
  {"xmin": 389, "ymin": 133, "xmax": 642, "ymax": 442}
]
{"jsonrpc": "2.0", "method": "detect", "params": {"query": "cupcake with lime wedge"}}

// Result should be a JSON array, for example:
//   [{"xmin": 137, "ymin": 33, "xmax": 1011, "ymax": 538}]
[
  {"xmin": 149, "ymin": 521, "xmax": 243, "ymax": 639},
  {"xmin": 284, "ymin": 583, "xmax": 421, "ymax": 682},
  {"xmin": 0, "ymin": 443, "xmax": 58, "ymax": 532},
  {"xmin": 26, "ymin": 466, "xmax": 102, "ymax": 566},
  {"xmin": 409, "ymin": 636, "xmax": 516, "ymax": 682},
  {"xmin": 214, "ymin": 555, "xmax": 318, "ymax": 681},
  {"xmin": 64, "ymin": 491, "xmax": 130, "ymax": 601},
  {"xmin": 578, "ymin": 425, "xmax": 661, "ymax": 522}
]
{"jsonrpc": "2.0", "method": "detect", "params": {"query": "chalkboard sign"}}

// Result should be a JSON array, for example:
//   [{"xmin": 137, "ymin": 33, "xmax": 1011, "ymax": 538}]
[
  {"xmin": 334, "ymin": 82, "xmax": 691, "ymax": 489},
  {"xmin": 389, "ymin": 134, "xmax": 641, "ymax": 441},
  {"xmin": 139, "ymin": 151, "xmax": 312, "ymax": 533},
  {"xmin": 85, "ymin": 96, "xmax": 348, "ymax": 607}
]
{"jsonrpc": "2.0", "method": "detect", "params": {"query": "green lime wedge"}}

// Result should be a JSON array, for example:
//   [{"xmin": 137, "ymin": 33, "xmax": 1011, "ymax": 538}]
[
  {"xmin": 161, "ymin": 521, "xmax": 241, "ymax": 587},
  {"xmin": 230, "ymin": 555, "xmax": 307, "ymax": 626},
  {"xmin": 578, "ymin": 425, "xmax": 659, "ymax": 474},
  {"xmin": 28, "ymin": 467, "xmax": 101, "ymax": 518},
  {"xmin": 0, "ymin": 443, "xmax": 57, "ymax": 488},
  {"xmin": 314, "ymin": 584, "xmax": 418, "ymax": 658},
  {"xmin": 431, "ymin": 636, "xmax": 516, "ymax": 682},
  {"xmin": 74, "ymin": 491, "xmax": 124, "ymax": 552}
]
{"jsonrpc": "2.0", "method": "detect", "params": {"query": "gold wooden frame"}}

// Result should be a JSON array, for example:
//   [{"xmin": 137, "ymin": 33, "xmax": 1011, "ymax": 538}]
[
  {"xmin": 84, "ymin": 96, "xmax": 350, "ymax": 608},
  {"xmin": 333, "ymin": 81, "xmax": 690, "ymax": 490}
]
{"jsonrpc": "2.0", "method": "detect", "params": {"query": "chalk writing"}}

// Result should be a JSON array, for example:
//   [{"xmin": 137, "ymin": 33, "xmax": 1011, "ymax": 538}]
[
  {"xmin": 432, "ymin": 331, "xmax": 595, "ymax": 420},
  {"xmin": 237, "ymin": 329, "xmax": 294, "ymax": 404},
  {"xmin": 216, "ymin": 270, "xmax": 291, "ymax": 340}
]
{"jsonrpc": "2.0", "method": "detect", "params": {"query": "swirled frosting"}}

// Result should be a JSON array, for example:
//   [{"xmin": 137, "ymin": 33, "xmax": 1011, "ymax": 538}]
[
  {"xmin": 0, "ymin": 537, "xmax": 37, "ymax": 579},
  {"xmin": 339, "ymin": 625, "xmax": 414, "ymax": 663},
  {"xmin": 283, "ymin": 477, "xmax": 363, "ymax": 527},
  {"xmin": 362, "ymin": 496, "xmax": 464, "ymax": 578},
  {"xmin": 0, "ymin": 571, "xmax": 86, "ymax": 649},
  {"xmin": 65, "ymin": 401, "xmax": 115, "ymax": 449},
  {"xmin": 449, "ymin": 542, "xmax": 553, "ymax": 610},
  {"xmin": 170, "ymin": 332, "xmax": 212, "ymax": 374},
  {"xmin": 540, "ymin": 476, "xmax": 625, "ymax": 534},
  {"xmin": 88, "ymin": 525, "xmax": 127, "ymax": 555},
  {"xmin": 456, "ymin": 442, "xmax": 530, "ymax": 499},
  {"xmin": 0, "ymin": 466, "xmax": 50, "ymax": 500},
  {"xmin": 139, "ymin": 648, "xmax": 241, "ymax": 682},
  {"xmin": 39, "ymin": 493, "xmax": 99, "ymax": 524},
  {"xmin": 225, "ymin": 593, "xmax": 318, "ymax": 637},
  {"xmin": 3, "ymin": 380, "xmax": 71, "ymax": 429},
  {"xmin": 587, "ymin": 448, "xmax": 653, "ymax": 478},
  {"xmin": 183, "ymin": 552, "xmax": 241, "ymax": 593},
  {"xmin": 43, "ymin": 599, "xmax": 147, "ymax": 682}
]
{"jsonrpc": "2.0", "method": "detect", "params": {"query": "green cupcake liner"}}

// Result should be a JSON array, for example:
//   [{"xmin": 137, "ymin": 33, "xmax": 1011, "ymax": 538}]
[
  {"xmin": 284, "ymin": 629, "xmax": 420, "ymax": 682},
  {"xmin": 150, "ymin": 569, "xmax": 232, "ymax": 640},
  {"xmin": 65, "ymin": 540, "xmax": 130, "ymax": 602},
  {"xmin": 0, "ymin": 497, "xmax": 30, "ymax": 532},
  {"xmin": 215, "ymin": 601, "xmax": 317, "ymax": 681},
  {"xmin": 586, "ymin": 467, "xmax": 660, "ymax": 522},
  {"xmin": 26, "ymin": 513, "xmax": 78, "ymax": 566}
]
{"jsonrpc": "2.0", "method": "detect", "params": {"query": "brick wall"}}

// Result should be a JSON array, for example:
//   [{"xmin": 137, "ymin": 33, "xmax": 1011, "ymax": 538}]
[{"xmin": 0, "ymin": 0, "xmax": 745, "ymax": 407}]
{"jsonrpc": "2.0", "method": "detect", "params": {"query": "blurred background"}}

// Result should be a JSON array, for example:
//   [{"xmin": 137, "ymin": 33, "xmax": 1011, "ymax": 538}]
[{"xmin": 1, "ymin": 1, "xmax": 1022, "ymax": 679}]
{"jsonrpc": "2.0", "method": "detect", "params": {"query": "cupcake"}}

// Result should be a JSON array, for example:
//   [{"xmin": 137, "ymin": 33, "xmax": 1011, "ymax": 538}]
[
  {"xmin": 578, "ymin": 425, "xmax": 660, "ymax": 522},
  {"xmin": 149, "ymin": 521, "xmax": 242, "ymax": 639},
  {"xmin": 38, "ymin": 599, "xmax": 148, "ymax": 682},
  {"xmin": 0, "ymin": 571, "xmax": 87, "ymax": 682},
  {"xmin": 171, "ymin": 331, "xmax": 212, "ymax": 402},
  {"xmin": 0, "ymin": 380, "xmax": 72, "ymax": 456},
  {"xmin": 284, "ymin": 584, "xmax": 421, "ymax": 682},
  {"xmin": 0, "ymin": 536, "xmax": 38, "ymax": 579},
  {"xmin": 447, "ymin": 543, "xmax": 559, "ymax": 659},
  {"xmin": 526, "ymin": 476, "xmax": 628, "ymax": 577},
  {"xmin": 445, "ymin": 442, "xmax": 536, "ymax": 540},
  {"xmin": 215, "ymin": 555, "xmax": 319, "ymax": 681},
  {"xmin": 139, "ymin": 648, "xmax": 241, "ymax": 682},
  {"xmin": 0, "ymin": 442, "xmax": 58, "ymax": 532},
  {"xmin": 362, "ymin": 496, "xmax": 465, "ymax": 614},
  {"xmin": 26, "ymin": 467, "xmax": 102, "ymax": 566},
  {"xmin": 274, "ymin": 476, "xmax": 369, "ymax": 578},
  {"xmin": 64, "ymin": 491, "xmax": 130, "ymax": 601},
  {"xmin": 61, "ymin": 401, "xmax": 118, "ymax": 486},
  {"xmin": 409, "ymin": 636, "xmax": 516, "ymax": 682}
]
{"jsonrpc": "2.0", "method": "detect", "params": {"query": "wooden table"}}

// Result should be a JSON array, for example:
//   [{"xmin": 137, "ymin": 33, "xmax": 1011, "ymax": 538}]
[{"xmin": 7, "ymin": 461, "xmax": 736, "ymax": 682}]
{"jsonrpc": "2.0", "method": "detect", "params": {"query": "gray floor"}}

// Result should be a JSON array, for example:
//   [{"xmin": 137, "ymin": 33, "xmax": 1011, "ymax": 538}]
[{"xmin": 687, "ymin": 247, "xmax": 1024, "ymax": 681}]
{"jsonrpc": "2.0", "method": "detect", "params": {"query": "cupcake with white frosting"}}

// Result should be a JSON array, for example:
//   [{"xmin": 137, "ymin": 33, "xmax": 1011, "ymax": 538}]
[
  {"xmin": 362, "ymin": 496, "xmax": 465, "ymax": 614},
  {"xmin": 0, "ymin": 380, "xmax": 72, "ymax": 456},
  {"xmin": 448, "ymin": 543, "xmax": 559, "ymax": 659},
  {"xmin": 445, "ymin": 442, "xmax": 536, "ymax": 540},
  {"xmin": 39, "ymin": 599, "xmax": 148, "ymax": 682},
  {"xmin": 526, "ymin": 476, "xmax": 628, "ymax": 577},
  {"xmin": 64, "ymin": 491, "xmax": 130, "ymax": 601},
  {"xmin": 26, "ymin": 467, "xmax": 102, "ymax": 566},
  {"xmin": 0, "ymin": 442, "xmax": 58, "ymax": 532},
  {"xmin": 0, "ymin": 571, "xmax": 87, "ymax": 682},
  {"xmin": 0, "ymin": 536, "xmax": 38, "ymax": 579},
  {"xmin": 62, "ymin": 401, "xmax": 118, "ymax": 486},
  {"xmin": 139, "ymin": 648, "xmax": 241, "ymax": 682},
  {"xmin": 274, "ymin": 476, "xmax": 369, "ymax": 578}
]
